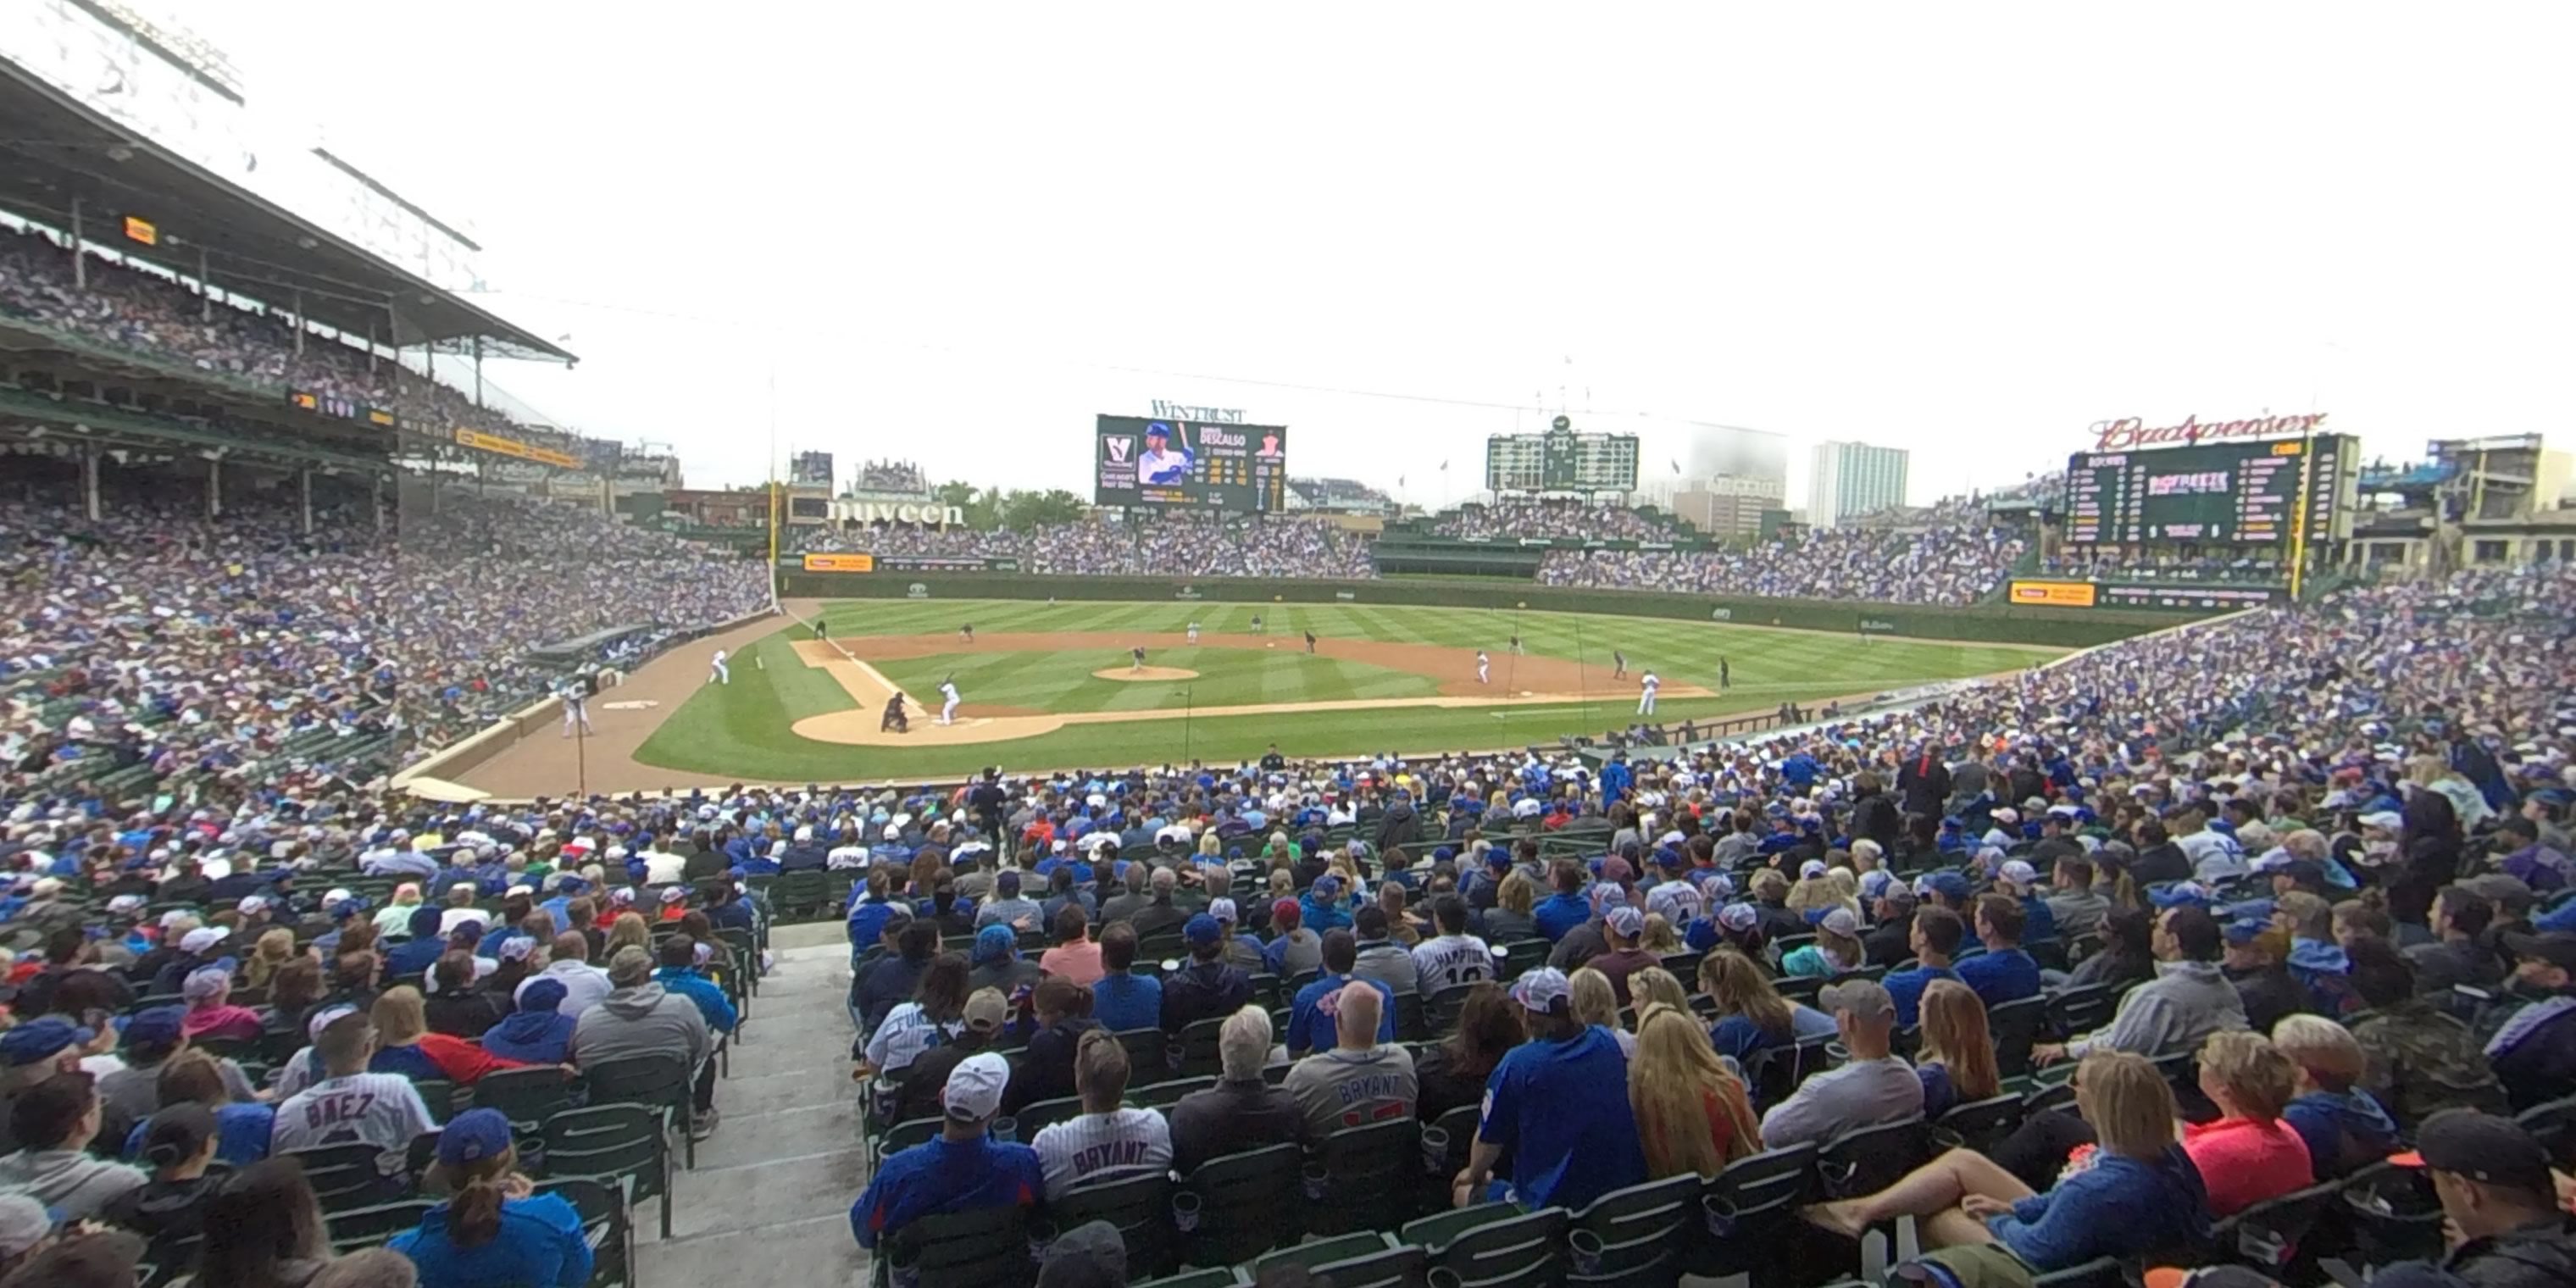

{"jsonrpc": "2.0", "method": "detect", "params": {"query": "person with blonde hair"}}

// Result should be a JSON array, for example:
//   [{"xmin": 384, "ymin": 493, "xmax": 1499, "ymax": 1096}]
[
  {"xmin": 1700, "ymin": 947, "xmax": 1835, "ymax": 1064},
  {"xmin": 1567, "ymin": 967, "xmax": 1635, "ymax": 1057},
  {"xmin": 367, "ymin": 987, "xmax": 533, "ymax": 1088},
  {"xmin": 1627, "ymin": 966, "xmax": 1691, "ymax": 1018},
  {"xmin": 1806, "ymin": 1050, "xmax": 2213, "ymax": 1270},
  {"xmin": 1914, "ymin": 980, "xmax": 2001, "ymax": 1119},
  {"xmin": 2270, "ymin": 1013, "xmax": 2397, "ymax": 1178},
  {"xmin": 1483, "ymin": 871, "xmax": 1539, "ymax": 942},
  {"xmin": 1639, "ymin": 913, "xmax": 1682, "ymax": 956},
  {"xmin": 1029, "ymin": 1030, "xmax": 1171, "ymax": 1200},
  {"xmin": 1629, "ymin": 1002, "xmax": 1762, "ymax": 1179},
  {"xmin": 243, "ymin": 930, "xmax": 300, "ymax": 991},
  {"xmin": 2183, "ymin": 1030, "xmax": 2312, "ymax": 1215},
  {"xmin": 602, "ymin": 913, "xmax": 652, "ymax": 961}
]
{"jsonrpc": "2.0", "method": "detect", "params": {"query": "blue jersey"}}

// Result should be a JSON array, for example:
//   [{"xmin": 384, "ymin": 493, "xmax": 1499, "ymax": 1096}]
[
  {"xmin": 1287, "ymin": 973, "xmax": 1396, "ymax": 1056},
  {"xmin": 1955, "ymin": 948, "xmax": 2043, "ymax": 1010},
  {"xmin": 1480, "ymin": 1027, "xmax": 1646, "ymax": 1210},
  {"xmin": 1533, "ymin": 894, "xmax": 1590, "ymax": 942},
  {"xmin": 388, "ymin": 1192, "xmax": 592, "ymax": 1288},
  {"xmin": 1091, "ymin": 974, "xmax": 1163, "ymax": 1035},
  {"xmin": 125, "ymin": 1102, "xmax": 274, "ymax": 1168},
  {"xmin": 851, "ymin": 1134, "xmax": 1043, "ymax": 1249}
]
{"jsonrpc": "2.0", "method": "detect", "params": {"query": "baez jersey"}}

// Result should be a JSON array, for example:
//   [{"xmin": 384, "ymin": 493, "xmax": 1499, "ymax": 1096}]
[
  {"xmin": 271, "ymin": 1073, "xmax": 434, "ymax": 1170},
  {"xmin": 1030, "ymin": 1108, "xmax": 1173, "ymax": 1200}
]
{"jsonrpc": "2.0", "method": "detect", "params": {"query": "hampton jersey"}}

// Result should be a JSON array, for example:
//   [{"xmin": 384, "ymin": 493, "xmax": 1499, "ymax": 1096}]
[
  {"xmin": 272, "ymin": 1073, "xmax": 434, "ymax": 1168},
  {"xmin": 1411, "ymin": 934, "xmax": 1496, "ymax": 990},
  {"xmin": 1030, "ymin": 1108, "xmax": 1172, "ymax": 1200}
]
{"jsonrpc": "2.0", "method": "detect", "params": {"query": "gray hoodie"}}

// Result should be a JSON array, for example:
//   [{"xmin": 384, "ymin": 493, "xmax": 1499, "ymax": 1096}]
[
  {"xmin": 0, "ymin": 1147, "xmax": 148, "ymax": 1219},
  {"xmin": 569, "ymin": 982, "xmax": 711, "ymax": 1072},
  {"xmin": 2066, "ymin": 959, "xmax": 2249, "ymax": 1061}
]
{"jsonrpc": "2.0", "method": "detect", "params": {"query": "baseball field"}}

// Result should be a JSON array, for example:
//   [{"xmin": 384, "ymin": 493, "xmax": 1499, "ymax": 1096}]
[{"xmin": 555, "ymin": 597, "xmax": 2063, "ymax": 784}]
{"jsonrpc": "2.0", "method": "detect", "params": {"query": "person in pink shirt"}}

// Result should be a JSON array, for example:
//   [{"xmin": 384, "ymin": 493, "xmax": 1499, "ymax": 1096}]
[
  {"xmin": 180, "ymin": 961, "xmax": 266, "ymax": 1043},
  {"xmin": 1037, "ymin": 906, "xmax": 1105, "ymax": 985},
  {"xmin": 2181, "ymin": 1030, "xmax": 2314, "ymax": 1217}
]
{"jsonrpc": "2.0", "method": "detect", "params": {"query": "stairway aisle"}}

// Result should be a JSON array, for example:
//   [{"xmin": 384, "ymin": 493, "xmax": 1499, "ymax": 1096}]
[{"xmin": 641, "ymin": 922, "xmax": 871, "ymax": 1288}]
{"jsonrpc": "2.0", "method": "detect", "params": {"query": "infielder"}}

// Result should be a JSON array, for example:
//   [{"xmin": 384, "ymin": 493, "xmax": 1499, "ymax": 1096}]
[
  {"xmin": 959, "ymin": 623, "xmax": 975, "ymax": 643},
  {"xmin": 1508, "ymin": 634, "xmax": 1522, "ymax": 655},
  {"xmin": 1637, "ymin": 669, "xmax": 1660, "ymax": 715},
  {"xmin": 938, "ymin": 677, "xmax": 961, "ymax": 725},
  {"xmin": 708, "ymin": 647, "xmax": 730, "ymax": 685},
  {"xmin": 1613, "ymin": 649, "xmax": 1628, "ymax": 680},
  {"xmin": 1475, "ymin": 651, "xmax": 1490, "ymax": 685},
  {"xmin": 1303, "ymin": 630, "xmax": 1318, "ymax": 654},
  {"xmin": 1719, "ymin": 656, "xmax": 1731, "ymax": 689},
  {"xmin": 1186, "ymin": 621, "xmax": 1201, "ymax": 644},
  {"xmin": 1249, "ymin": 613, "xmax": 1264, "ymax": 636},
  {"xmin": 558, "ymin": 679, "xmax": 593, "ymax": 739}
]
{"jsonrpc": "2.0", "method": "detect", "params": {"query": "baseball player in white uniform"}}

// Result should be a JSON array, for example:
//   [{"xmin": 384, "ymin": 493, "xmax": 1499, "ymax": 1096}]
[
  {"xmin": 1186, "ymin": 621, "xmax": 1201, "ymax": 644},
  {"xmin": 1637, "ymin": 669, "xmax": 1660, "ymax": 715},
  {"xmin": 708, "ymin": 648, "xmax": 730, "ymax": 685},
  {"xmin": 1475, "ymin": 651, "xmax": 1490, "ymax": 684},
  {"xmin": 558, "ymin": 679, "xmax": 593, "ymax": 738},
  {"xmin": 938, "ymin": 678, "xmax": 961, "ymax": 725}
]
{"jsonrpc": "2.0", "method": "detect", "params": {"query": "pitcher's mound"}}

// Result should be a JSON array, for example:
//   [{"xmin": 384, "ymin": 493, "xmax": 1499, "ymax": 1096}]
[{"xmin": 1096, "ymin": 666, "xmax": 1200, "ymax": 682}]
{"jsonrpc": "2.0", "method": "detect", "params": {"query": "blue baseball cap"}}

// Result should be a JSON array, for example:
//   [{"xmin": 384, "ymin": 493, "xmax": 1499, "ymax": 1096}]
[
  {"xmin": 1313, "ymin": 874, "xmax": 1341, "ymax": 899},
  {"xmin": 1184, "ymin": 913, "xmax": 1223, "ymax": 947},
  {"xmin": 436, "ymin": 1108, "xmax": 515, "ymax": 1167},
  {"xmin": 0, "ymin": 1017, "xmax": 92, "ymax": 1068},
  {"xmin": 2149, "ymin": 881, "xmax": 2218, "ymax": 909},
  {"xmin": 2223, "ymin": 917, "xmax": 2271, "ymax": 946}
]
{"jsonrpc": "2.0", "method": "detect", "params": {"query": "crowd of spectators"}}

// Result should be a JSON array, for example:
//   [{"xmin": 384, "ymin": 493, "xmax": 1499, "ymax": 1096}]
[
  {"xmin": 0, "ymin": 558, "xmax": 2569, "ymax": 1284},
  {"xmin": 0, "ymin": 226, "xmax": 601, "ymax": 464},
  {"xmin": 2, "ymin": 465, "xmax": 769, "ymax": 800},
  {"xmin": 852, "ymin": 460, "xmax": 928, "ymax": 495},
  {"xmin": 2040, "ymin": 551, "xmax": 2294, "ymax": 585},
  {"xmin": 1538, "ymin": 522, "xmax": 2026, "ymax": 605},
  {"xmin": 1428, "ymin": 499, "xmax": 1687, "ymax": 541},
  {"xmin": 797, "ymin": 514, "xmax": 1377, "ymax": 579}
]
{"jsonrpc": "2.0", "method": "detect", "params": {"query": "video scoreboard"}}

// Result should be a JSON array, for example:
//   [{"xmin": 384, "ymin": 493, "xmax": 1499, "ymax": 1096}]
[
  {"xmin": 2062, "ymin": 433, "xmax": 2356, "ymax": 546},
  {"xmin": 1485, "ymin": 419, "xmax": 1641, "ymax": 492},
  {"xmin": 1093, "ymin": 414, "xmax": 1289, "ymax": 511}
]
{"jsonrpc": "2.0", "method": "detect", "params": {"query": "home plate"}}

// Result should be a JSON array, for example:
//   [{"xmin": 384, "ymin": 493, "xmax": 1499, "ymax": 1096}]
[{"xmin": 601, "ymin": 700, "xmax": 660, "ymax": 710}]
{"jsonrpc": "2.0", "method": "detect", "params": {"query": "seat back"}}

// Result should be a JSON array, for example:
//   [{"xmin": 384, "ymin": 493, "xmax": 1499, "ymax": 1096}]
[
  {"xmin": 535, "ymin": 1174, "xmax": 634, "ymax": 1288},
  {"xmin": 882, "ymin": 1202, "xmax": 1034, "ymax": 1288},
  {"xmin": 1177, "ymin": 1143, "xmax": 1303, "ymax": 1268},
  {"xmin": 1113, "ymin": 1028, "xmax": 1169, "ymax": 1082},
  {"xmin": 2214, "ymin": 1179, "xmax": 2340, "ymax": 1274},
  {"xmin": 1392, "ymin": 990, "xmax": 1428, "ymax": 1042},
  {"xmin": 325, "ymin": 1199, "xmax": 434, "ymax": 1250},
  {"xmin": 1311, "ymin": 1117, "xmax": 1424, "ymax": 1235},
  {"xmin": 1935, "ymin": 1095, "xmax": 2027, "ymax": 1156},
  {"xmin": 543, "ymin": 1105, "xmax": 669, "ymax": 1203},
  {"xmin": 2048, "ymin": 983, "xmax": 2117, "ymax": 1036},
  {"xmin": 1567, "ymin": 1174, "xmax": 1699, "ymax": 1286},
  {"xmin": 1175, "ymin": 1017, "xmax": 1225, "ymax": 1079},
  {"xmin": 1498, "ymin": 940, "xmax": 1547, "ymax": 980},
  {"xmin": 1402, "ymin": 1202, "xmax": 1568, "ymax": 1285},
  {"xmin": 1985, "ymin": 996, "xmax": 2048, "ymax": 1077},
  {"xmin": 473, "ymin": 1065, "xmax": 576, "ymax": 1129},
  {"xmin": 1690, "ymin": 1142, "xmax": 1820, "ymax": 1278},
  {"xmin": 581, "ymin": 1053, "xmax": 691, "ymax": 1112},
  {"xmin": 1817, "ymin": 1116, "xmax": 1931, "ymax": 1200},
  {"xmin": 1047, "ymin": 1171, "xmax": 1174, "ymax": 1280},
  {"xmin": 1748, "ymin": 1036, "xmax": 1835, "ymax": 1110},
  {"xmin": 1425, "ymin": 983, "xmax": 1479, "ymax": 1035}
]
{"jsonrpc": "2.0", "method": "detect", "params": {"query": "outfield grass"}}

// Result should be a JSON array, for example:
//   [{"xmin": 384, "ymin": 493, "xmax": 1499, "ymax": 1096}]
[{"xmin": 631, "ymin": 598, "xmax": 2058, "ymax": 780}]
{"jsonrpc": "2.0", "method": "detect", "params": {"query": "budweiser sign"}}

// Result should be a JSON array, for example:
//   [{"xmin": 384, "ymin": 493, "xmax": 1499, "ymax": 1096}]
[{"xmin": 2089, "ymin": 412, "xmax": 2328, "ymax": 452}]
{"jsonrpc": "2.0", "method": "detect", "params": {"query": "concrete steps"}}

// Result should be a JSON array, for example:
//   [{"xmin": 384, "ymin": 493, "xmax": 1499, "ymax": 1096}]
[{"xmin": 641, "ymin": 923, "xmax": 871, "ymax": 1288}]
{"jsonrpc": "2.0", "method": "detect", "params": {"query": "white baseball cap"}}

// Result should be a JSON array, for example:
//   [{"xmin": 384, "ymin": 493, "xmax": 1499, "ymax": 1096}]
[
  {"xmin": 941, "ymin": 1052, "xmax": 1010, "ymax": 1121},
  {"xmin": 179, "ymin": 928, "xmax": 227, "ymax": 954}
]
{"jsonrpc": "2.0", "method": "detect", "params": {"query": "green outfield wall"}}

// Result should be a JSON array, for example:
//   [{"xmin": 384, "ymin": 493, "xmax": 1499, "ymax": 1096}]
[{"xmin": 773, "ymin": 569, "xmax": 2193, "ymax": 648}]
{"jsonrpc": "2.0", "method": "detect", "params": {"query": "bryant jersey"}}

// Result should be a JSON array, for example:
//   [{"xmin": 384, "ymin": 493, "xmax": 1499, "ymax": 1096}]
[
  {"xmin": 1031, "ymin": 1107, "xmax": 1173, "ymax": 1200},
  {"xmin": 1411, "ymin": 934, "xmax": 1496, "ymax": 990},
  {"xmin": 271, "ymin": 1073, "xmax": 433, "ymax": 1170}
]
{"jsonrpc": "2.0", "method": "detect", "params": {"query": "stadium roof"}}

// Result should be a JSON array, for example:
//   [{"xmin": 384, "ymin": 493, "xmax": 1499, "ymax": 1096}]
[{"xmin": 0, "ymin": 58, "xmax": 575, "ymax": 364}]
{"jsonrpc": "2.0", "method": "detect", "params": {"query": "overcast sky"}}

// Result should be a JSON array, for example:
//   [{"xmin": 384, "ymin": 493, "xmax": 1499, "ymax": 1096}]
[{"xmin": 180, "ymin": 2, "xmax": 2573, "ymax": 508}]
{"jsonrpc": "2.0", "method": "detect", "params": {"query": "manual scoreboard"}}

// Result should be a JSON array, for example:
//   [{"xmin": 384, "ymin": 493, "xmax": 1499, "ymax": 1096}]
[{"xmin": 2062, "ymin": 434, "xmax": 2356, "ymax": 546}]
